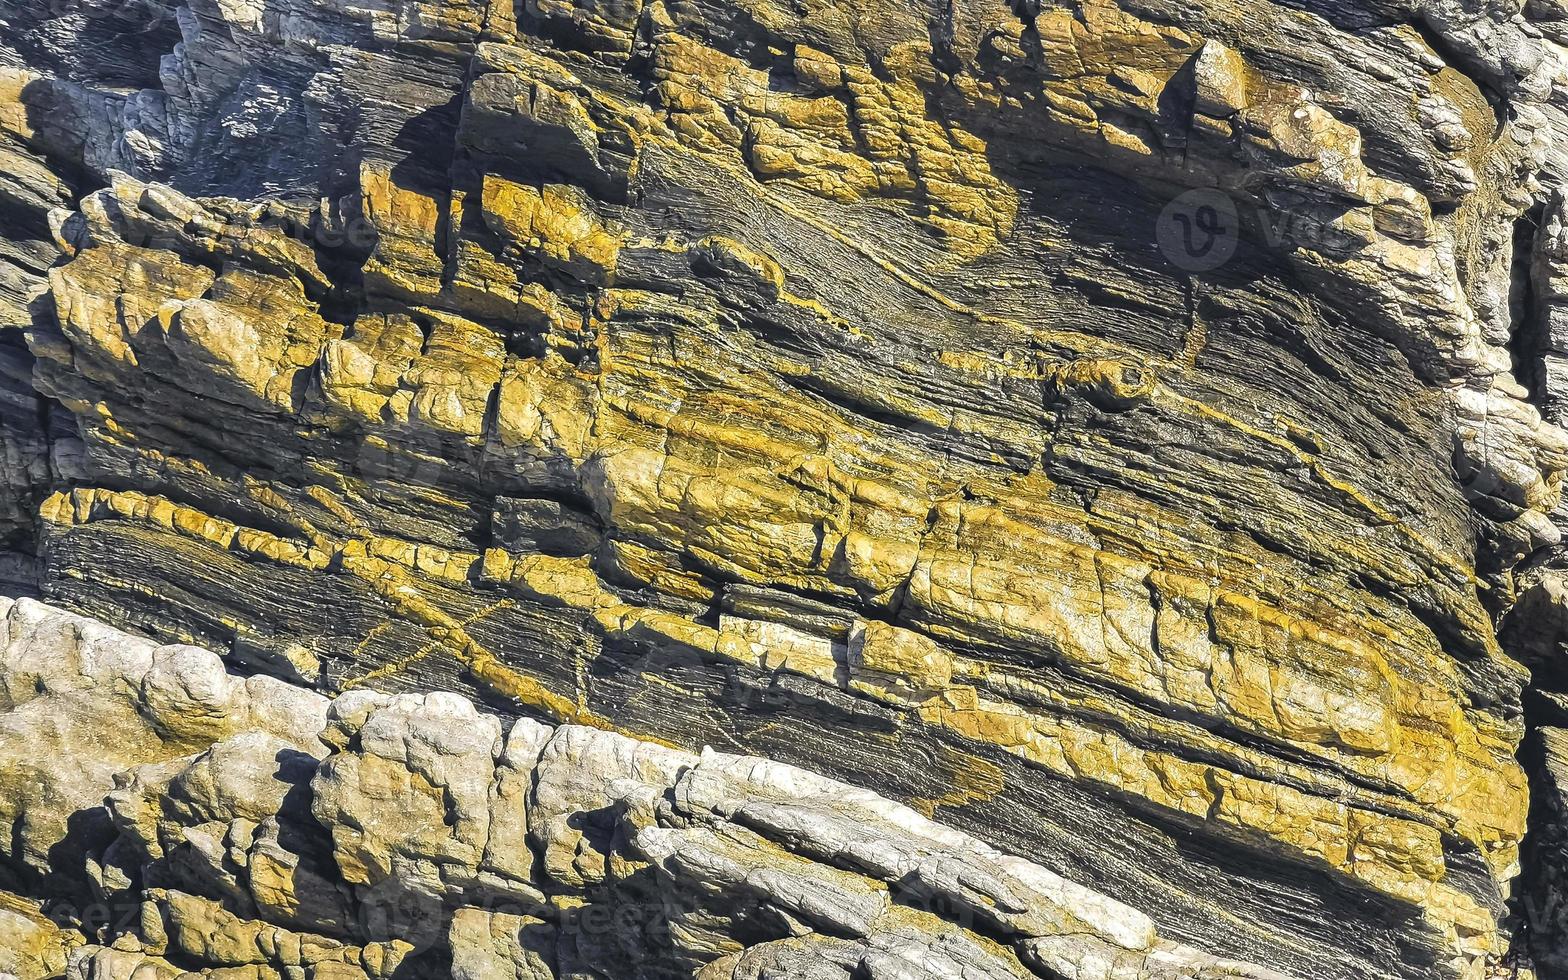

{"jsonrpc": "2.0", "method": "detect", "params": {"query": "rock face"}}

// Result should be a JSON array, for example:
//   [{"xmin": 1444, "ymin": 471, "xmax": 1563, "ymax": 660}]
[
  {"xmin": 0, "ymin": 597, "xmax": 1289, "ymax": 980},
  {"xmin": 2, "ymin": 0, "xmax": 1568, "ymax": 978}
]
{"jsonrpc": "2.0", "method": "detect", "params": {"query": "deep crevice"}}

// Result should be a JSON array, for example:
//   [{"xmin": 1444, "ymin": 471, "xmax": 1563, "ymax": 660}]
[
  {"xmin": 1510, "ymin": 202, "xmax": 1549, "ymax": 412},
  {"xmin": 1505, "ymin": 688, "xmax": 1568, "ymax": 979}
]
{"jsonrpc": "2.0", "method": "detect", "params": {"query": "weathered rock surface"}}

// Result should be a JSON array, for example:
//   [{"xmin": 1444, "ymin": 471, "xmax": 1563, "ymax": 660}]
[
  {"xmin": 0, "ymin": 597, "xmax": 1292, "ymax": 980},
  {"xmin": 2, "ymin": 0, "xmax": 1568, "ymax": 977}
]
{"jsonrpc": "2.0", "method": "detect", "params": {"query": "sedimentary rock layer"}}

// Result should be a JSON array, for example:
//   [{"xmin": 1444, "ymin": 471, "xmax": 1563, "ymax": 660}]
[
  {"xmin": 2, "ymin": 0, "xmax": 1568, "ymax": 978},
  {"xmin": 0, "ymin": 597, "xmax": 1293, "ymax": 980}
]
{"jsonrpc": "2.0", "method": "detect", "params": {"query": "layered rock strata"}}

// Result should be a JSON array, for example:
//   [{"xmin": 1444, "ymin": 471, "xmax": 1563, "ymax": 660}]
[
  {"xmin": 0, "ymin": 597, "xmax": 1293, "ymax": 980},
  {"xmin": 1, "ymin": 0, "xmax": 1568, "ymax": 978}
]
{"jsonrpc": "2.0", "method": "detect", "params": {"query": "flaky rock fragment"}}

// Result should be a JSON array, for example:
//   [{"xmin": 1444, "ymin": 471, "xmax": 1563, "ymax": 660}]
[
  {"xmin": 448, "ymin": 907, "xmax": 556, "ymax": 980},
  {"xmin": 0, "ymin": 891, "xmax": 79, "ymax": 979}
]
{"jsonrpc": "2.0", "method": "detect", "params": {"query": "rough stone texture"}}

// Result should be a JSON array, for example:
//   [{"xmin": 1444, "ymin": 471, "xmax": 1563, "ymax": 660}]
[
  {"xmin": 2, "ymin": 0, "xmax": 1568, "ymax": 978},
  {"xmin": 0, "ymin": 597, "xmax": 1288, "ymax": 980}
]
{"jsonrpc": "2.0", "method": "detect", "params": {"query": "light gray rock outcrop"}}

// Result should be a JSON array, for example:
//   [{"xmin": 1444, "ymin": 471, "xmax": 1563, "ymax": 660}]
[{"xmin": 0, "ymin": 597, "xmax": 1289, "ymax": 980}]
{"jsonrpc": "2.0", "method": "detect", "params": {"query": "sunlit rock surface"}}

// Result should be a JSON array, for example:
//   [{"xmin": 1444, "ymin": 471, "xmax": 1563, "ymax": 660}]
[
  {"xmin": 0, "ymin": 597, "xmax": 1288, "ymax": 980},
  {"xmin": 3, "ymin": 0, "xmax": 1568, "ymax": 977}
]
